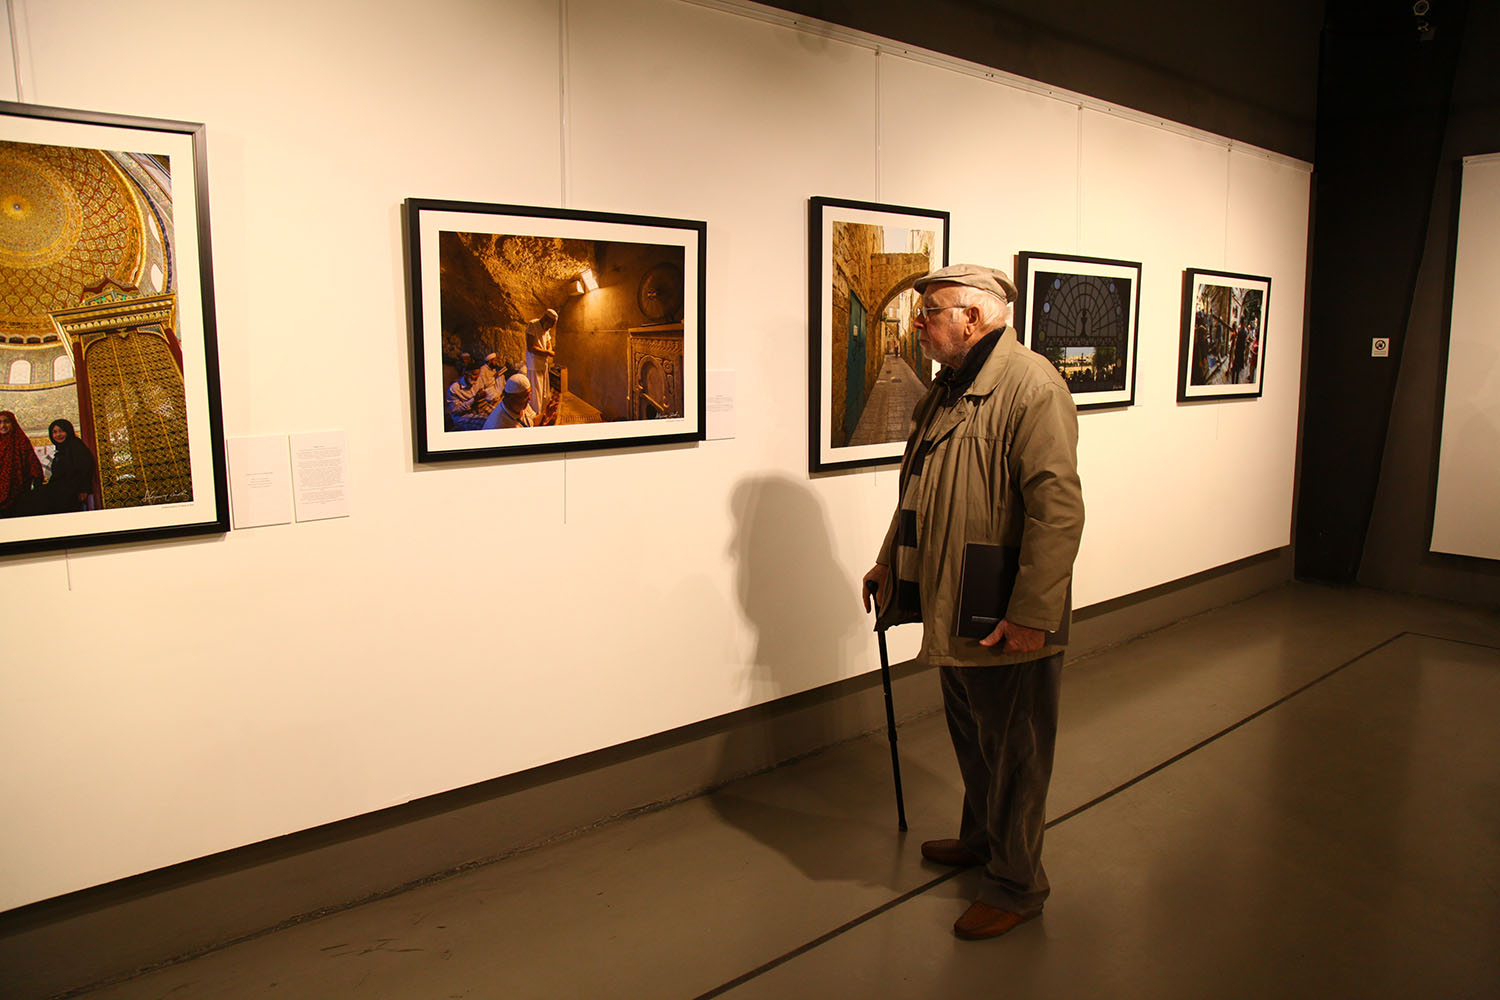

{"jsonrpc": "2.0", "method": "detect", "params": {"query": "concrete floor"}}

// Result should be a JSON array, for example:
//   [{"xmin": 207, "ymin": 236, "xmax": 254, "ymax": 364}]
[{"xmin": 77, "ymin": 584, "xmax": 1500, "ymax": 999}]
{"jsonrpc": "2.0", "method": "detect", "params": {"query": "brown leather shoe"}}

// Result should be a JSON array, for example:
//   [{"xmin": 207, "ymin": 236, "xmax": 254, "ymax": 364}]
[
  {"xmin": 919, "ymin": 838, "xmax": 985, "ymax": 867},
  {"xmin": 953, "ymin": 900, "xmax": 1038, "ymax": 940}
]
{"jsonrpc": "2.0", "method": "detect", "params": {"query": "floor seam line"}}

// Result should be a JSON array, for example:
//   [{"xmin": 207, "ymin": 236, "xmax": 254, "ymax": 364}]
[
  {"xmin": 1404, "ymin": 631, "xmax": 1500, "ymax": 652},
  {"xmin": 686, "ymin": 869, "xmax": 964, "ymax": 1000},
  {"xmin": 1046, "ymin": 630, "xmax": 1414, "ymax": 829},
  {"xmin": 689, "ymin": 630, "xmax": 1421, "ymax": 998}
]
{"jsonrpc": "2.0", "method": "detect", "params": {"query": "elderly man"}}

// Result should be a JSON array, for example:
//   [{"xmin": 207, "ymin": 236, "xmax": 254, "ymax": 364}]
[
  {"xmin": 482, "ymin": 372, "xmax": 559, "ymax": 429},
  {"xmin": 863, "ymin": 263, "xmax": 1084, "ymax": 940}
]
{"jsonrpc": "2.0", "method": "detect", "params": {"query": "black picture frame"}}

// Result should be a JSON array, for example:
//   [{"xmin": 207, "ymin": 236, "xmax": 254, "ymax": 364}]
[
  {"xmin": 1178, "ymin": 267, "xmax": 1271, "ymax": 402},
  {"xmin": 808, "ymin": 196, "xmax": 948, "ymax": 473},
  {"xmin": 1015, "ymin": 251, "xmax": 1142, "ymax": 411},
  {"xmin": 404, "ymin": 199, "xmax": 707, "ymax": 462},
  {"xmin": 0, "ymin": 101, "xmax": 228, "ymax": 557}
]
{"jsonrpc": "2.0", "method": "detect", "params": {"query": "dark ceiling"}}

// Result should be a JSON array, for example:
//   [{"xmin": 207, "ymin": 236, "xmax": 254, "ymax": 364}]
[{"xmin": 757, "ymin": 0, "xmax": 1326, "ymax": 159}]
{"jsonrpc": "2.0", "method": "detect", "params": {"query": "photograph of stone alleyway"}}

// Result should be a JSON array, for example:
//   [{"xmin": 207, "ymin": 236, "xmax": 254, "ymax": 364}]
[
  {"xmin": 846, "ymin": 351, "xmax": 928, "ymax": 446},
  {"xmin": 819, "ymin": 202, "xmax": 946, "ymax": 463}
]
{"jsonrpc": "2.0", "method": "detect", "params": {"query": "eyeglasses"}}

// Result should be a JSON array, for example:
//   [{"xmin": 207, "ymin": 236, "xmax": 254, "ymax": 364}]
[{"xmin": 915, "ymin": 304, "xmax": 968, "ymax": 319}]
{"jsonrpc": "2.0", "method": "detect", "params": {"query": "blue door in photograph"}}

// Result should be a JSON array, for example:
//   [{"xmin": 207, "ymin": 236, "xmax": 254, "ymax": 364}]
[{"xmin": 845, "ymin": 291, "xmax": 867, "ymax": 443}]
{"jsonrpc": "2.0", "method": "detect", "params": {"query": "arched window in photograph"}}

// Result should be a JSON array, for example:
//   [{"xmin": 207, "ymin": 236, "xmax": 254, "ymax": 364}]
[{"xmin": 8, "ymin": 359, "xmax": 29, "ymax": 385}]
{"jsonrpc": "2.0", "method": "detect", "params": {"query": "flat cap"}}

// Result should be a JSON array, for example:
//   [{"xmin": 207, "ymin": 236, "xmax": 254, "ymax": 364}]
[{"xmin": 913, "ymin": 263, "xmax": 1017, "ymax": 303}]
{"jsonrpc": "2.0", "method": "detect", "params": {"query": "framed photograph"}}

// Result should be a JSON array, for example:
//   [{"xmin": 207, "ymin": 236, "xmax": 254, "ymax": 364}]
[
  {"xmin": 404, "ymin": 199, "xmax": 706, "ymax": 462},
  {"xmin": 1016, "ymin": 251, "xmax": 1142, "ymax": 410},
  {"xmin": 0, "ymin": 102, "xmax": 228, "ymax": 557},
  {"xmin": 809, "ymin": 196, "xmax": 948, "ymax": 473},
  {"xmin": 1178, "ymin": 268, "xmax": 1270, "ymax": 402}
]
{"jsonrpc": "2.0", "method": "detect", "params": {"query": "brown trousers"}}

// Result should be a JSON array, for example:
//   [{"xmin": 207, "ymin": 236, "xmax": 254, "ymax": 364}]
[{"xmin": 940, "ymin": 652, "xmax": 1063, "ymax": 916}]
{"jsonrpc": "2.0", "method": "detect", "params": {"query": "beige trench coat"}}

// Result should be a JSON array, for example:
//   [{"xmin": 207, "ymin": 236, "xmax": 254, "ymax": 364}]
[{"xmin": 876, "ymin": 327, "xmax": 1085, "ymax": 666}]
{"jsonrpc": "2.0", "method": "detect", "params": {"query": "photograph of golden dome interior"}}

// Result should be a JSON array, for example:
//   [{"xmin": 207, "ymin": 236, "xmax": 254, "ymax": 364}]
[{"xmin": 1, "ymin": 137, "xmax": 192, "ymax": 521}]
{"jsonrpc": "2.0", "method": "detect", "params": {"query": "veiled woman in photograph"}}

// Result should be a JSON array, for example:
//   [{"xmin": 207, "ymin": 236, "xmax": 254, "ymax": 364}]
[
  {"xmin": 35, "ymin": 419, "xmax": 97, "ymax": 515},
  {"xmin": 0, "ymin": 410, "xmax": 44, "ymax": 517}
]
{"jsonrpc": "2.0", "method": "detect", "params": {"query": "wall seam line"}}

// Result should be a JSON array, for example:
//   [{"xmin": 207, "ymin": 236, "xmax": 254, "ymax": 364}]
[
  {"xmin": 559, "ymin": 0, "xmax": 572, "ymax": 209},
  {"xmin": 7, "ymin": 0, "xmax": 27, "ymax": 102},
  {"xmin": 874, "ymin": 47, "xmax": 882, "ymax": 202},
  {"xmin": 1224, "ymin": 146, "xmax": 1233, "ymax": 265},
  {"xmin": 1075, "ymin": 106, "xmax": 1084, "ymax": 251}
]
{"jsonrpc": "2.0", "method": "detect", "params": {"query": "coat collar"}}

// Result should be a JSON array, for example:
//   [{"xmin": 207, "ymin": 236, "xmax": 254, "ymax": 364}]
[
  {"xmin": 966, "ymin": 326, "xmax": 1020, "ymax": 399},
  {"xmin": 918, "ymin": 326, "xmax": 1021, "ymax": 448}
]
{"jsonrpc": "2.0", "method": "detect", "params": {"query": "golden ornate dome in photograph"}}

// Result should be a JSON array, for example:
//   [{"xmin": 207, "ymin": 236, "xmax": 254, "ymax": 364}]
[{"xmin": 0, "ymin": 141, "xmax": 143, "ymax": 341}]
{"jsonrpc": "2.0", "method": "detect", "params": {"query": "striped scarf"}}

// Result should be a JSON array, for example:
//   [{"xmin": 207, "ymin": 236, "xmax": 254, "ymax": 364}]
[
  {"xmin": 891, "ymin": 435, "xmax": 933, "ymax": 618},
  {"xmin": 889, "ymin": 330, "xmax": 1003, "ymax": 622}
]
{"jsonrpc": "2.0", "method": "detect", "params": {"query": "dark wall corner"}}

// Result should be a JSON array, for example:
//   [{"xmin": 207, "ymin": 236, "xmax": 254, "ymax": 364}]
[{"xmin": 1357, "ymin": 0, "xmax": 1500, "ymax": 604}]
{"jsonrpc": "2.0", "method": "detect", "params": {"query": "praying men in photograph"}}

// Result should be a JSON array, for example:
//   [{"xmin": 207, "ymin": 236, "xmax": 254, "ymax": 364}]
[
  {"xmin": 482, "ymin": 372, "xmax": 559, "ymax": 429},
  {"xmin": 474, "ymin": 352, "xmax": 503, "ymax": 398},
  {"xmin": 446, "ymin": 357, "xmax": 495, "ymax": 431}
]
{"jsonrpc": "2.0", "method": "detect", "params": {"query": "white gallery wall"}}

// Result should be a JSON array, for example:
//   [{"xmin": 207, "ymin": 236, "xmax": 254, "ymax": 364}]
[
  {"xmin": 1431, "ymin": 153, "xmax": 1500, "ymax": 560},
  {"xmin": 0, "ymin": 0, "xmax": 1310, "ymax": 910}
]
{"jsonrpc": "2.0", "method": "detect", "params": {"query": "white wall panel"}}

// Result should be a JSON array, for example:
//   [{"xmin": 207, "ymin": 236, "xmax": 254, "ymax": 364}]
[
  {"xmin": 564, "ymin": 0, "xmax": 920, "ymax": 709},
  {"xmin": 877, "ymin": 56, "xmax": 1081, "ymax": 261},
  {"xmin": 2, "ymin": 0, "xmax": 575, "ymax": 910},
  {"xmin": 0, "ymin": 9, "xmax": 16, "ymax": 102},
  {"xmin": 1432, "ymin": 153, "xmax": 1500, "ymax": 559},
  {"xmin": 0, "ymin": 0, "xmax": 1308, "ymax": 909},
  {"xmin": 1064, "ymin": 112, "xmax": 1306, "ymax": 605}
]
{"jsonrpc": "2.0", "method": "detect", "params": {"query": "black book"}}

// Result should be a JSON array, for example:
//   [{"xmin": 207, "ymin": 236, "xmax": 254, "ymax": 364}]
[{"xmin": 953, "ymin": 542, "xmax": 1070, "ymax": 645}]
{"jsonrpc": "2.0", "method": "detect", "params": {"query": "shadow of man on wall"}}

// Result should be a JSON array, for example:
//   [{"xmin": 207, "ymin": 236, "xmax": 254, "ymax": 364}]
[
  {"xmin": 717, "ymin": 474, "xmax": 938, "ymax": 890},
  {"xmin": 730, "ymin": 474, "xmax": 857, "ymax": 695}
]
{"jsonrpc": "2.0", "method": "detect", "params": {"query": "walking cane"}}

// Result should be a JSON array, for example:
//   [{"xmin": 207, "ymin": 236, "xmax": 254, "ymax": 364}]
[{"xmin": 866, "ymin": 581, "xmax": 909, "ymax": 832}]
